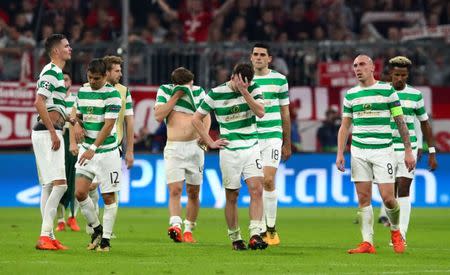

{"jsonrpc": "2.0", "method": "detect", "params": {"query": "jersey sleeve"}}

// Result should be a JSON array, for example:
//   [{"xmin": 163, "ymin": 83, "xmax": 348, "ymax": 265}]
[
  {"xmin": 36, "ymin": 69, "xmax": 60, "ymax": 98},
  {"xmin": 342, "ymin": 93, "xmax": 353, "ymax": 118},
  {"xmin": 414, "ymin": 92, "xmax": 429, "ymax": 121},
  {"xmin": 388, "ymin": 89, "xmax": 403, "ymax": 117},
  {"xmin": 279, "ymin": 77, "xmax": 290, "ymax": 106},
  {"xmin": 197, "ymin": 91, "xmax": 214, "ymax": 115},
  {"xmin": 248, "ymin": 82, "xmax": 264, "ymax": 104},
  {"xmin": 155, "ymin": 85, "xmax": 171, "ymax": 106},
  {"xmin": 124, "ymin": 88, "xmax": 134, "ymax": 116},
  {"xmin": 104, "ymin": 90, "xmax": 122, "ymax": 119}
]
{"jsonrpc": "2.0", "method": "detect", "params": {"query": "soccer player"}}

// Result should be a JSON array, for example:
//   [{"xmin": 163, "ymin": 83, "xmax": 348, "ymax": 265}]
[
  {"xmin": 77, "ymin": 55, "xmax": 135, "ymax": 236},
  {"xmin": 55, "ymin": 70, "xmax": 81, "ymax": 232},
  {"xmin": 192, "ymin": 63, "xmax": 268, "ymax": 250},
  {"xmin": 73, "ymin": 59, "xmax": 122, "ymax": 252},
  {"xmin": 336, "ymin": 55, "xmax": 415, "ymax": 254},
  {"xmin": 250, "ymin": 43, "xmax": 291, "ymax": 245},
  {"xmin": 32, "ymin": 34, "xmax": 71, "ymax": 250},
  {"xmin": 387, "ymin": 56, "xmax": 438, "ymax": 243},
  {"xmin": 154, "ymin": 67, "xmax": 209, "ymax": 243}
]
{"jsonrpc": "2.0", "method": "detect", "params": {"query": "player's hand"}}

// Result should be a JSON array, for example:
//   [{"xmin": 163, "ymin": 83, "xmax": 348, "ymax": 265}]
[
  {"xmin": 336, "ymin": 154, "xmax": 345, "ymax": 172},
  {"xmin": 235, "ymin": 73, "xmax": 250, "ymax": 94},
  {"xmin": 74, "ymin": 122, "xmax": 85, "ymax": 143},
  {"xmin": 208, "ymin": 138, "xmax": 229, "ymax": 149},
  {"xmin": 417, "ymin": 148, "xmax": 423, "ymax": 161},
  {"xmin": 281, "ymin": 143, "xmax": 292, "ymax": 161},
  {"xmin": 78, "ymin": 149, "xmax": 95, "ymax": 166},
  {"xmin": 404, "ymin": 150, "xmax": 416, "ymax": 172},
  {"xmin": 69, "ymin": 142, "xmax": 79, "ymax": 156},
  {"xmin": 50, "ymin": 131, "xmax": 61, "ymax": 151},
  {"xmin": 125, "ymin": 150, "xmax": 134, "ymax": 169},
  {"xmin": 428, "ymin": 153, "xmax": 438, "ymax": 171}
]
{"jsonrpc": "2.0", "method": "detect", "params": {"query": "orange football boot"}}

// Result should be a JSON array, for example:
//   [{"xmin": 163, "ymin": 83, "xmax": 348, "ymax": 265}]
[
  {"xmin": 36, "ymin": 236, "xmax": 57, "ymax": 250},
  {"xmin": 347, "ymin": 241, "xmax": 376, "ymax": 254}
]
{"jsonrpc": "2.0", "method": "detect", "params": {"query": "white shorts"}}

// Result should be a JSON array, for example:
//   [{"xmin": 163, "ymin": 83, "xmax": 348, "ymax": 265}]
[
  {"xmin": 31, "ymin": 130, "xmax": 66, "ymax": 184},
  {"xmin": 75, "ymin": 147, "xmax": 121, "ymax": 194},
  {"xmin": 220, "ymin": 145, "xmax": 263, "ymax": 189},
  {"xmin": 350, "ymin": 146, "xmax": 397, "ymax": 184},
  {"xmin": 259, "ymin": 138, "xmax": 282, "ymax": 168},
  {"xmin": 164, "ymin": 140, "xmax": 204, "ymax": 185},
  {"xmin": 394, "ymin": 149, "xmax": 418, "ymax": 179}
]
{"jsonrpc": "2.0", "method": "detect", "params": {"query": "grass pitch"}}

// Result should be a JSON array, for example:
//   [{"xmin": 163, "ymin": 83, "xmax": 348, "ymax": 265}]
[{"xmin": 0, "ymin": 208, "xmax": 449, "ymax": 274}]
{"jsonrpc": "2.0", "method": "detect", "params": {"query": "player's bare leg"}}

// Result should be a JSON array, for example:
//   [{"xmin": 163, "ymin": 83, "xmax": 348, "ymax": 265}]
[
  {"xmin": 225, "ymin": 188, "xmax": 246, "ymax": 250},
  {"xmin": 184, "ymin": 184, "xmax": 199, "ymax": 243},
  {"xmin": 168, "ymin": 181, "xmax": 184, "ymax": 242},
  {"xmin": 246, "ymin": 176, "xmax": 267, "ymax": 250}
]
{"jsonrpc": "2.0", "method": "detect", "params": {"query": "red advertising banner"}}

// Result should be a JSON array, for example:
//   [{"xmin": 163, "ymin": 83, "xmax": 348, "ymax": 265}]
[
  {"xmin": 318, "ymin": 59, "xmax": 384, "ymax": 87},
  {"xmin": 1, "ymin": 83, "xmax": 450, "ymax": 151}
]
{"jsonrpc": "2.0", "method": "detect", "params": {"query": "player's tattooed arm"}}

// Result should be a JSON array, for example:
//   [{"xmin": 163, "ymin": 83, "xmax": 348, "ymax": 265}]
[{"xmin": 394, "ymin": 115, "xmax": 412, "ymax": 150}]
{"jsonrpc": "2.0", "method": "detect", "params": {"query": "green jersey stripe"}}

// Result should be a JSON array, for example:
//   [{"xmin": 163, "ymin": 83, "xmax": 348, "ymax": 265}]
[
  {"xmin": 219, "ymin": 117, "xmax": 255, "ymax": 130},
  {"xmin": 256, "ymin": 120, "xmax": 282, "ymax": 128},
  {"xmin": 353, "ymin": 132, "xmax": 392, "ymax": 139},
  {"xmin": 215, "ymin": 103, "xmax": 250, "ymax": 116},
  {"xmin": 353, "ymin": 117, "xmax": 391, "ymax": 126},
  {"xmin": 352, "ymin": 139, "xmax": 392, "ymax": 149}
]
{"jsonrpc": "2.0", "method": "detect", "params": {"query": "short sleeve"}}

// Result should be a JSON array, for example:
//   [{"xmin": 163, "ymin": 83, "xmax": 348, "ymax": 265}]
[
  {"xmin": 388, "ymin": 89, "xmax": 403, "ymax": 117},
  {"xmin": 124, "ymin": 88, "xmax": 134, "ymax": 116},
  {"xmin": 279, "ymin": 78, "xmax": 290, "ymax": 106},
  {"xmin": 248, "ymin": 82, "xmax": 264, "ymax": 104},
  {"xmin": 155, "ymin": 85, "xmax": 171, "ymax": 106},
  {"xmin": 36, "ymin": 70, "xmax": 60, "ymax": 98},
  {"xmin": 104, "ymin": 90, "xmax": 122, "ymax": 119},
  {"xmin": 414, "ymin": 92, "xmax": 428, "ymax": 121},
  {"xmin": 342, "ymin": 94, "xmax": 353, "ymax": 118},
  {"xmin": 197, "ymin": 91, "xmax": 214, "ymax": 115}
]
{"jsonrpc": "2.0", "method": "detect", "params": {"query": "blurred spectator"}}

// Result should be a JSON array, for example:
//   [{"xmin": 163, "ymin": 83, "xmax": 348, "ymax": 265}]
[
  {"xmin": 249, "ymin": 8, "xmax": 277, "ymax": 41},
  {"xmin": 143, "ymin": 12, "xmax": 168, "ymax": 44},
  {"xmin": 156, "ymin": 0, "xmax": 235, "ymax": 43},
  {"xmin": 0, "ymin": 24, "xmax": 35, "ymax": 81},
  {"xmin": 317, "ymin": 107, "xmax": 340, "ymax": 152}
]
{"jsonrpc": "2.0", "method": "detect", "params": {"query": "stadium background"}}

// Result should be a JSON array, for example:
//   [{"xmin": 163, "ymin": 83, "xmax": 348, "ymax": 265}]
[{"xmin": 1, "ymin": 0, "xmax": 450, "ymax": 208}]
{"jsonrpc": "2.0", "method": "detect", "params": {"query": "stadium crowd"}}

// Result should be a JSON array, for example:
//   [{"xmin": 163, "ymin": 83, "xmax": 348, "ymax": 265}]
[{"xmin": 1, "ymin": 0, "xmax": 450, "ymax": 85}]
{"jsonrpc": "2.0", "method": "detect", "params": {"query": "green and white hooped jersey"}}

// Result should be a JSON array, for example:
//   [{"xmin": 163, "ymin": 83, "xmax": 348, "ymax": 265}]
[
  {"xmin": 76, "ymin": 83, "xmax": 121, "ymax": 153},
  {"xmin": 253, "ymin": 70, "xmax": 289, "ymax": 141},
  {"xmin": 197, "ymin": 81, "xmax": 264, "ymax": 151},
  {"xmin": 155, "ymin": 84, "xmax": 206, "ymax": 114},
  {"xmin": 342, "ymin": 81, "xmax": 403, "ymax": 150},
  {"xmin": 36, "ymin": 62, "xmax": 67, "ymax": 118},
  {"xmin": 65, "ymin": 92, "xmax": 76, "ymax": 117},
  {"xmin": 391, "ymin": 85, "xmax": 428, "ymax": 151}
]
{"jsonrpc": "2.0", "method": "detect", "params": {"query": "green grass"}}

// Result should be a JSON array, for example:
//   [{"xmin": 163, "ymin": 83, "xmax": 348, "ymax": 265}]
[{"xmin": 1, "ymin": 208, "xmax": 449, "ymax": 274}]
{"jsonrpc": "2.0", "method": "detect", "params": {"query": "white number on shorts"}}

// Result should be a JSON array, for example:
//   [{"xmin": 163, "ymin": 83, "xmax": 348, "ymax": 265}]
[
  {"xmin": 271, "ymin": 149, "xmax": 279, "ymax": 160},
  {"xmin": 110, "ymin": 171, "xmax": 119, "ymax": 187},
  {"xmin": 255, "ymin": 159, "xmax": 262, "ymax": 169},
  {"xmin": 387, "ymin": 163, "xmax": 393, "ymax": 175}
]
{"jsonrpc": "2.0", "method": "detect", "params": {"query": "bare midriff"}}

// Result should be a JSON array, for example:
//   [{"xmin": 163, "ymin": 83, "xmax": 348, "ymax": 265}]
[{"xmin": 166, "ymin": 111, "xmax": 199, "ymax": 141}]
